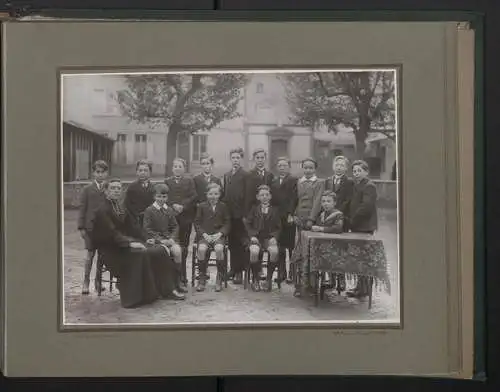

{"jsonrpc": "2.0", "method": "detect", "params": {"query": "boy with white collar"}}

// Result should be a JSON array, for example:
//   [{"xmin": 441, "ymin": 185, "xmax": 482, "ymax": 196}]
[{"xmin": 143, "ymin": 183, "xmax": 187, "ymax": 293}]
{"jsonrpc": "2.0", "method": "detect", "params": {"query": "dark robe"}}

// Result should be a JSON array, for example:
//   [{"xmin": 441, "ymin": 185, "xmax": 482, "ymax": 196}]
[{"xmin": 92, "ymin": 198, "xmax": 176, "ymax": 308}]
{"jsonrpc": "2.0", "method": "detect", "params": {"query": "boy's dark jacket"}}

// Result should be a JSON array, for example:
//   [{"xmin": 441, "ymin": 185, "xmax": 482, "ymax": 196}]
[
  {"xmin": 325, "ymin": 175, "xmax": 354, "ymax": 217},
  {"xmin": 314, "ymin": 209, "xmax": 344, "ymax": 233},
  {"xmin": 244, "ymin": 204, "xmax": 281, "ymax": 241},
  {"xmin": 143, "ymin": 204, "xmax": 179, "ymax": 243},
  {"xmin": 194, "ymin": 201, "xmax": 231, "ymax": 238},
  {"xmin": 124, "ymin": 180, "xmax": 156, "ymax": 221},
  {"xmin": 77, "ymin": 181, "xmax": 106, "ymax": 231},
  {"xmin": 349, "ymin": 178, "xmax": 378, "ymax": 233},
  {"xmin": 270, "ymin": 174, "xmax": 298, "ymax": 218},
  {"xmin": 245, "ymin": 167, "xmax": 274, "ymax": 212},
  {"xmin": 165, "ymin": 176, "xmax": 198, "ymax": 219},
  {"xmin": 193, "ymin": 173, "xmax": 224, "ymax": 204},
  {"xmin": 223, "ymin": 167, "xmax": 249, "ymax": 219}
]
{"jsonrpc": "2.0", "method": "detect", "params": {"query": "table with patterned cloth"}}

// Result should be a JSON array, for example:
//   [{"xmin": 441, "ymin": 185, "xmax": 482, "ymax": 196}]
[{"xmin": 298, "ymin": 231, "xmax": 391, "ymax": 307}]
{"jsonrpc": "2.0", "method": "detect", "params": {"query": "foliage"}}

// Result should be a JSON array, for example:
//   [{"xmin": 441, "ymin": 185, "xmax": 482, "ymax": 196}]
[
  {"xmin": 116, "ymin": 73, "xmax": 248, "ymax": 132},
  {"xmin": 281, "ymin": 71, "xmax": 396, "ymax": 142}
]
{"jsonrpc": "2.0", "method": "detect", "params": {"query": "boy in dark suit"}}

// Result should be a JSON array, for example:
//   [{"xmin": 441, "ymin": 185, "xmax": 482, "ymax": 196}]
[
  {"xmin": 346, "ymin": 160, "xmax": 378, "ymax": 299},
  {"xmin": 244, "ymin": 185, "xmax": 281, "ymax": 292},
  {"xmin": 165, "ymin": 158, "xmax": 198, "ymax": 289},
  {"xmin": 325, "ymin": 156, "xmax": 354, "ymax": 231},
  {"xmin": 143, "ymin": 183, "xmax": 187, "ymax": 294},
  {"xmin": 245, "ymin": 148, "xmax": 275, "ymax": 213},
  {"xmin": 270, "ymin": 157, "xmax": 298, "ymax": 284},
  {"xmin": 78, "ymin": 160, "xmax": 109, "ymax": 295},
  {"xmin": 193, "ymin": 153, "xmax": 223, "ymax": 204},
  {"xmin": 223, "ymin": 147, "xmax": 249, "ymax": 284},
  {"xmin": 193, "ymin": 183, "xmax": 231, "ymax": 292},
  {"xmin": 325, "ymin": 155, "xmax": 354, "ymax": 292},
  {"xmin": 124, "ymin": 160, "xmax": 156, "ymax": 225}
]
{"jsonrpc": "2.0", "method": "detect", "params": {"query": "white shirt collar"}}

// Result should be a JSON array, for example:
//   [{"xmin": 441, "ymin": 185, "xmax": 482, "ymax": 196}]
[
  {"xmin": 299, "ymin": 175, "xmax": 317, "ymax": 183},
  {"xmin": 153, "ymin": 202, "xmax": 168, "ymax": 210}
]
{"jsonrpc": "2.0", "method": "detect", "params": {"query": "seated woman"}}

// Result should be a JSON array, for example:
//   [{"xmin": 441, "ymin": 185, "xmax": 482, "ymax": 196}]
[{"xmin": 91, "ymin": 178, "xmax": 185, "ymax": 308}]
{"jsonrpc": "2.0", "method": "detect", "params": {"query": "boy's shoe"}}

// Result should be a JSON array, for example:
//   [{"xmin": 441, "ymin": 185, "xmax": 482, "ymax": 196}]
[
  {"xmin": 196, "ymin": 280, "xmax": 206, "ymax": 292},
  {"xmin": 176, "ymin": 285, "xmax": 188, "ymax": 294},
  {"xmin": 168, "ymin": 290, "xmax": 186, "ymax": 300},
  {"xmin": 233, "ymin": 272, "xmax": 243, "ymax": 284}
]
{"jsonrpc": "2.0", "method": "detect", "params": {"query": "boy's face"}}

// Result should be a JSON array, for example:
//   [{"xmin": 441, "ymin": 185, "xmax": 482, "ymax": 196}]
[
  {"xmin": 257, "ymin": 189, "xmax": 271, "ymax": 205},
  {"xmin": 277, "ymin": 160, "xmax": 290, "ymax": 175},
  {"xmin": 230, "ymin": 153, "xmax": 242, "ymax": 168},
  {"xmin": 254, "ymin": 152, "xmax": 266, "ymax": 169},
  {"xmin": 333, "ymin": 160, "xmax": 347, "ymax": 176},
  {"xmin": 136, "ymin": 164, "xmax": 151, "ymax": 181},
  {"xmin": 353, "ymin": 165, "xmax": 369, "ymax": 181},
  {"xmin": 93, "ymin": 168, "xmax": 108, "ymax": 183},
  {"xmin": 106, "ymin": 181, "xmax": 122, "ymax": 200},
  {"xmin": 207, "ymin": 188, "xmax": 221, "ymax": 203},
  {"xmin": 302, "ymin": 161, "xmax": 316, "ymax": 178},
  {"xmin": 321, "ymin": 196, "xmax": 336, "ymax": 211},
  {"xmin": 172, "ymin": 160, "xmax": 185, "ymax": 177},
  {"xmin": 201, "ymin": 158, "xmax": 213, "ymax": 174},
  {"xmin": 155, "ymin": 193, "xmax": 168, "ymax": 205}
]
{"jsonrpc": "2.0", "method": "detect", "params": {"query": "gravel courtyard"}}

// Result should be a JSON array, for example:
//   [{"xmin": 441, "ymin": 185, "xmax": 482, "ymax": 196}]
[{"xmin": 63, "ymin": 208, "xmax": 399, "ymax": 325}]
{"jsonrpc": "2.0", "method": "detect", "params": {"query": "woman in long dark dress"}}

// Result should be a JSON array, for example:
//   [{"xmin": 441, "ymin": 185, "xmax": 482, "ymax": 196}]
[{"xmin": 91, "ymin": 178, "xmax": 185, "ymax": 308}]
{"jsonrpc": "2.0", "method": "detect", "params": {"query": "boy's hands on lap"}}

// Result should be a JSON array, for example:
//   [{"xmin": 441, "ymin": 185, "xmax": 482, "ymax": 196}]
[
  {"xmin": 146, "ymin": 238, "xmax": 156, "ymax": 245},
  {"xmin": 173, "ymin": 204, "xmax": 184, "ymax": 214}
]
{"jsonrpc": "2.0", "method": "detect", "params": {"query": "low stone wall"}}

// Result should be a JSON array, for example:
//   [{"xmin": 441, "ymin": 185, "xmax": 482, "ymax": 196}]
[{"xmin": 64, "ymin": 179, "xmax": 397, "ymax": 209}]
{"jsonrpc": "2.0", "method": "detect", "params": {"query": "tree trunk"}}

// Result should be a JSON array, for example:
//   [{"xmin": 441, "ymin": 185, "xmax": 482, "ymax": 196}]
[
  {"xmin": 165, "ymin": 122, "xmax": 181, "ymax": 177},
  {"xmin": 355, "ymin": 114, "xmax": 370, "ymax": 159}
]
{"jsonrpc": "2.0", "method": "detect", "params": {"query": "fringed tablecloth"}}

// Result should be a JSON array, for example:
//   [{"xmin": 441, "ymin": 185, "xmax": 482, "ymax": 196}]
[{"xmin": 300, "ymin": 231, "xmax": 391, "ymax": 294}]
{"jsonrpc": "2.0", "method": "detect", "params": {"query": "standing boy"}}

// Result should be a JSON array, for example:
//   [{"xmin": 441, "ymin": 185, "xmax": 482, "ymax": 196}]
[
  {"xmin": 78, "ymin": 160, "xmax": 109, "ymax": 295},
  {"xmin": 223, "ymin": 147, "xmax": 249, "ymax": 284},
  {"xmin": 193, "ymin": 153, "xmax": 223, "ymax": 204},
  {"xmin": 270, "ymin": 157, "xmax": 298, "ymax": 284},
  {"xmin": 346, "ymin": 160, "xmax": 378, "ymax": 299},
  {"xmin": 245, "ymin": 148, "xmax": 274, "ymax": 213},
  {"xmin": 124, "ymin": 160, "xmax": 156, "ymax": 225},
  {"xmin": 325, "ymin": 155, "xmax": 354, "ymax": 292},
  {"xmin": 165, "ymin": 158, "xmax": 198, "ymax": 289}
]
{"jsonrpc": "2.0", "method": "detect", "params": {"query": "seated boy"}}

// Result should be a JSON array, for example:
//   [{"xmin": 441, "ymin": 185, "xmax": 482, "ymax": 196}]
[
  {"xmin": 193, "ymin": 183, "xmax": 231, "ymax": 292},
  {"xmin": 310, "ymin": 190, "xmax": 346, "ymax": 292},
  {"xmin": 244, "ymin": 185, "xmax": 282, "ymax": 292},
  {"xmin": 143, "ymin": 183, "xmax": 187, "ymax": 293}
]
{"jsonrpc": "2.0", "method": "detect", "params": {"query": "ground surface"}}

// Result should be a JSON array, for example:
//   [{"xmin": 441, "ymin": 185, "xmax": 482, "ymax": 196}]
[{"xmin": 63, "ymin": 209, "xmax": 399, "ymax": 325}]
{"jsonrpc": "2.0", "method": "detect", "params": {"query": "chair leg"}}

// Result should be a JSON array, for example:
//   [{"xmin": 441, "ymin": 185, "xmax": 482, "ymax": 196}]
[
  {"xmin": 368, "ymin": 277, "xmax": 374, "ymax": 309},
  {"xmin": 191, "ymin": 245, "xmax": 196, "ymax": 287},
  {"xmin": 224, "ymin": 249, "xmax": 229, "ymax": 288},
  {"xmin": 314, "ymin": 272, "xmax": 319, "ymax": 307}
]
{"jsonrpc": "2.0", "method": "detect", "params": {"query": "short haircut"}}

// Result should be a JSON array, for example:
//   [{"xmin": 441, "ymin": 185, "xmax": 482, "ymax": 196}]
[
  {"xmin": 333, "ymin": 155, "xmax": 350, "ymax": 166},
  {"xmin": 352, "ymin": 159, "xmax": 370, "ymax": 173},
  {"xmin": 301, "ymin": 157, "xmax": 318, "ymax": 168},
  {"xmin": 172, "ymin": 157, "xmax": 187, "ymax": 168},
  {"xmin": 257, "ymin": 184, "xmax": 271, "ymax": 194},
  {"xmin": 92, "ymin": 160, "xmax": 109, "ymax": 172},
  {"xmin": 104, "ymin": 178, "xmax": 121, "ymax": 189},
  {"xmin": 206, "ymin": 182, "xmax": 222, "ymax": 193},
  {"xmin": 199, "ymin": 152, "xmax": 214, "ymax": 165},
  {"xmin": 136, "ymin": 159, "xmax": 152, "ymax": 172},
  {"xmin": 154, "ymin": 183, "xmax": 169, "ymax": 195},
  {"xmin": 321, "ymin": 190, "xmax": 337, "ymax": 202},
  {"xmin": 229, "ymin": 147, "xmax": 244, "ymax": 158},
  {"xmin": 276, "ymin": 156, "xmax": 291, "ymax": 166},
  {"xmin": 252, "ymin": 148, "xmax": 266, "ymax": 158}
]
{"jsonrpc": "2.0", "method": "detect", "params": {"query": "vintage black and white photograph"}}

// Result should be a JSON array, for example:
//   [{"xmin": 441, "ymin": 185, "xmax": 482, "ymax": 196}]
[{"xmin": 61, "ymin": 69, "xmax": 399, "ymax": 326}]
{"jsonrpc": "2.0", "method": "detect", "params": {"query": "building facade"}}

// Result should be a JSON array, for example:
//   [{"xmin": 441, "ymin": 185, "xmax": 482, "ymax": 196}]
[{"xmin": 62, "ymin": 73, "xmax": 396, "ymax": 181}]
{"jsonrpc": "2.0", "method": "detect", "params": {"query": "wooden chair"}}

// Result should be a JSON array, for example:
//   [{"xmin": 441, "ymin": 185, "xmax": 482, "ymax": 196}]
[
  {"xmin": 244, "ymin": 250, "xmax": 283, "ymax": 291},
  {"xmin": 190, "ymin": 243, "xmax": 229, "ymax": 288},
  {"xmin": 95, "ymin": 254, "xmax": 118, "ymax": 296}
]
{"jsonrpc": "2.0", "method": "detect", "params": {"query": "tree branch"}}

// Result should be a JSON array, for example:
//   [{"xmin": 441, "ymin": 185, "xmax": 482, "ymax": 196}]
[
  {"xmin": 172, "ymin": 74, "xmax": 202, "ymax": 121},
  {"xmin": 316, "ymin": 72, "xmax": 351, "ymax": 98}
]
